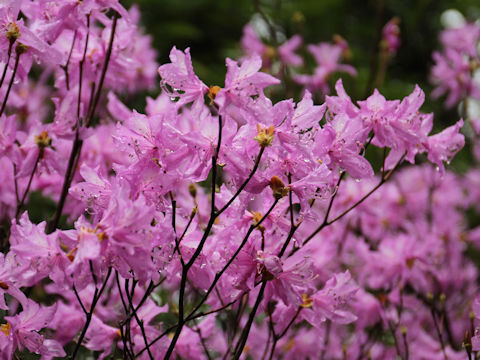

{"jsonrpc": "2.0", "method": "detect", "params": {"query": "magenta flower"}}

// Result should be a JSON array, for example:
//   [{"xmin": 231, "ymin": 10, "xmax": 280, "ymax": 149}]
[
  {"xmin": 426, "ymin": 119, "xmax": 464, "ymax": 174},
  {"xmin": 158, "ymin": 47, "xmax": 208, "ymax": 106},
  {"xmin": 381, "ymin": 18, "xmax": 401, "ymax": 56},
  {"xmin": 431, "ymin": 22, "xmax": 480, "ymax": 107},
  {"xmin": 278, "ymin": 35, "xmax": 303, "ymax": 67},
  {"xmin": 301, "ymin": 270, "xmax": 358, "ymax": 326},
  {"xmin": 215, "ymin": 54, "xmax": 280, "ymax": 119},
  {"xmin": 293, "ymin": 41, "xmax": 356, "ymax": 95},
  {"xmin": 1, "ymin": 299, "xmax": 65, "ymax": 359},
  {"xmin": 241, "ymin": 24, "xmax": 303, "ymax": 68}
]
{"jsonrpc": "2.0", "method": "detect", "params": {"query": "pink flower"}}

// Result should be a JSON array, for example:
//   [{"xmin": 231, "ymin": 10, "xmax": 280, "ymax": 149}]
[
  {"xmin": 215, "ymin": 54, "xmax": 280, "ymax": 119},
  {"xmin": 431, "ymin": 22, "xmax": 480, "ymax": 108},
  {"xmin": 256, "ymin": 251, "xmax": 315, "ymax": 306},
  {"xmin": 278, "ymin": 35, "xmax": 303, "ymax": 67},
  {"xmin": 0, "ymin": 253, "xmax": 27, "ymax": 310},
  {"xmin": 9, "ymin": 213, "xmax": 67, "ymax": 286},
  {"xmin": 301, "ymin": 270, "xmax": 358, "ymax": 326},
  {"xmin": 0, "ymin": 3, "xmax": 64, "ymax": 77},
  {"xmin": 241, "ymin": 24, "xmax": 266, "ymax": 58},
  {"xmin": 158, "ymin": 47, "xmax": 208, "ymax": 106},
  {"xmin": 314, "ymin": 115, "xmax": 372, "ymax": 179},
  {"xmin": 426, "ymin": 119, "xmax": 464, "ymax": 174},
  {"xmin": 1, "ymin": 299, "xmax": 65, "ymax": 359},
  {"xmin": 241, "ymin": 24, "xmax": 303, "ymax": 68},
  {"xmin": 293, "ymin": 40, "xmax": 356, "ymax": 94},
  {"xmin": 381, "ymin": 18, "xmax": 401, "ymax": 56}
]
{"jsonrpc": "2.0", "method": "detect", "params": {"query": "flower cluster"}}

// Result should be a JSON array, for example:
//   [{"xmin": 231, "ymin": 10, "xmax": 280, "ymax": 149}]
[
  {"xmin": 0, "ymin": 1, "xmax": 477, "ymax": 360},
  {"xmin": 431, "ymin": 12, "xmax": 480, "ymax": 108},
  {"xmin": 240, "ymin": 21, "xmax": 355, "ymax": 96}
]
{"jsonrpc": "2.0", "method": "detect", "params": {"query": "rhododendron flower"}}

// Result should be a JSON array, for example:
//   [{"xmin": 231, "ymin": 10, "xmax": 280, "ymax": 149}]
[
  {"xmin": 294, "ymin": 40, "xmax": 356, "ymax": 94},
  {"xmin": 241, "ymin": 24, "xmax": 303, "ymax": 68},
  {"xmin": 431, "ymin": 21, "xmax": 480, "ymax": 107},
  {"xmin": 215, "ymin": 55, "xmax": 280, "ymax": 119},
  {"xmin": 158, "ymin": 47, "xmax": 208, "ymax": 106},
  {"xmin": 0, "ymin": 1, "xmax": 476, "ymax": 359},
  {"xmin": 1, "ymin": 299, "xmax": 65, "ymax": 359},
  {"xmin": 301, "ymin": 270, "xmax": 358, "ymax": 326},
  {"xmin": 381, "ymin": 18, "xmax": 401, "ymax": 56}
]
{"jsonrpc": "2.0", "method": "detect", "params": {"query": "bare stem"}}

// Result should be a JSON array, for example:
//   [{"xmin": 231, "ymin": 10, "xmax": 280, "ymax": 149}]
[
  {"xmin": 125, "ymin": 280, "xmax": 154, "ymax": 360},
  {"xmin": 216, "ymin": 146, "xmax": 265, "ymax": 217},
  {"xmin": 298, "ymin": 151, "xmax": 406, "ymax": 251},
  {"xmin": 70, "ymin": 268, "xmax": 112, "ymax": 360},
  {"xmin": 85, "ymin": 13, "xmax": 119, "ymax": 127},
  {"xmin": 0, "ymin": 50, "xmax": 21, "ymax": 116},
  {"xmin": 62, "ymin": 30, "xmax": 78, "ymax": 91},
  {"xmin": 233, "ymin": 282, "xmax": 268, "ymax": 359},
  {"xmin": 0, "ymin": 40, "xmax": 15, "ymax": 90},
  {"xmin": 15, "ymin": 151, "xmax": 41, "ymax": 219},
  {"xmin": 48, "ymin": 13, "xmax": 118, "ymax": 233}
]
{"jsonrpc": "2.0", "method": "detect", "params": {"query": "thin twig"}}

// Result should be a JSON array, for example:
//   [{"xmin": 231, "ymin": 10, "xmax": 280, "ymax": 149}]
[
  {"xmin": 125, "ymin": 280, "xmax": 154, "ymax": 360},
  {"xmin": 62, "ymin": 30, "xmax": 78, "ymax": 91},
  {"xmin": 85, "ymin": 13, "xmax": 119, "ymax": 127},
  {"xmin": 216, "ymin": 146, "xmax": 266, "ymax": 217},
  {"xmin": 431, "ymin": 308, "xmax": 449, "ymax": 360},
  {"xmin": 0, "ymin": 40, "xmax": 15, "ymax": 89},
  {"xmin": 70, "ymin": 267, "xmax": 112, "ymax": 360},
  {"xmin": 15, "ymin": 151, "xmax": 41, "ymax": 219},
  {"xmin": 0, "ymin": 50, "xmax": 21, "ymax": 116},
  {"xmin": 233, "ymin": 282, "xmax": 268, "ymax": 359},
  {"xmin": 136, "ymin": 199, "xmax": 279, "ymax": 357},
  {"xmin": 298, "ymin": 151, "xmax": 406, "ymax": 250},
  {"xmin": 48, "ymin": 13, "xmax": 118, "ymax": 232}
]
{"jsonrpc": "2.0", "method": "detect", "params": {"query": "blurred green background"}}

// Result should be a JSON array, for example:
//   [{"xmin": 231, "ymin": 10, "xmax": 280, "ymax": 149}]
[{"xmin": 123, "ymin": 0, "xmax": 480, "ymax": 172}]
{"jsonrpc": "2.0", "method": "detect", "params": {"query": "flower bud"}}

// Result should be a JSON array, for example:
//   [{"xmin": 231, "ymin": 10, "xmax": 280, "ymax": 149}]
[
  {"xmin": 292, "ymin": 11, "xmax": 305, "ymax": 25},
  {"xmin": 0, "ymin": 323, "xmax": 11, "ymax": 337},
  {"xmin": 464, "ymin": 330, "xmax": 472, "ymax": 357},
  {"xmin": 207, "ymin": 85, "xmax": 221, "ymax": 104},
  {"xmin": 35, "ymin": 131, "xmax": 52, "ymax": 149},
  {"xmin": 269, "ymin": 176, "xmax": 289, "ymax": 199},
  {"xmin": 15, "ymin": 42, "xmax": 28, "ymax": 55},
  {"xmin": 6, "ymin": 23, "xmax": 20, "ymax": 43},
  {"xmin": 300, "ymin": 293, "xmax": 313, "ymax": 308},
  {"xmin": 188, "ymin": 183, "xmax": 197, "ymax": 198},
  {"xmin": 264, "ymin": 46, "xmax": 276, "ymax": 60},
  {"xmin": 250, "ymin": 211, "xmax": 265, "ymax": 231},
  {"xmin": 254, "ymin": 124, "xmax": 274, "ymax": 147}
]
